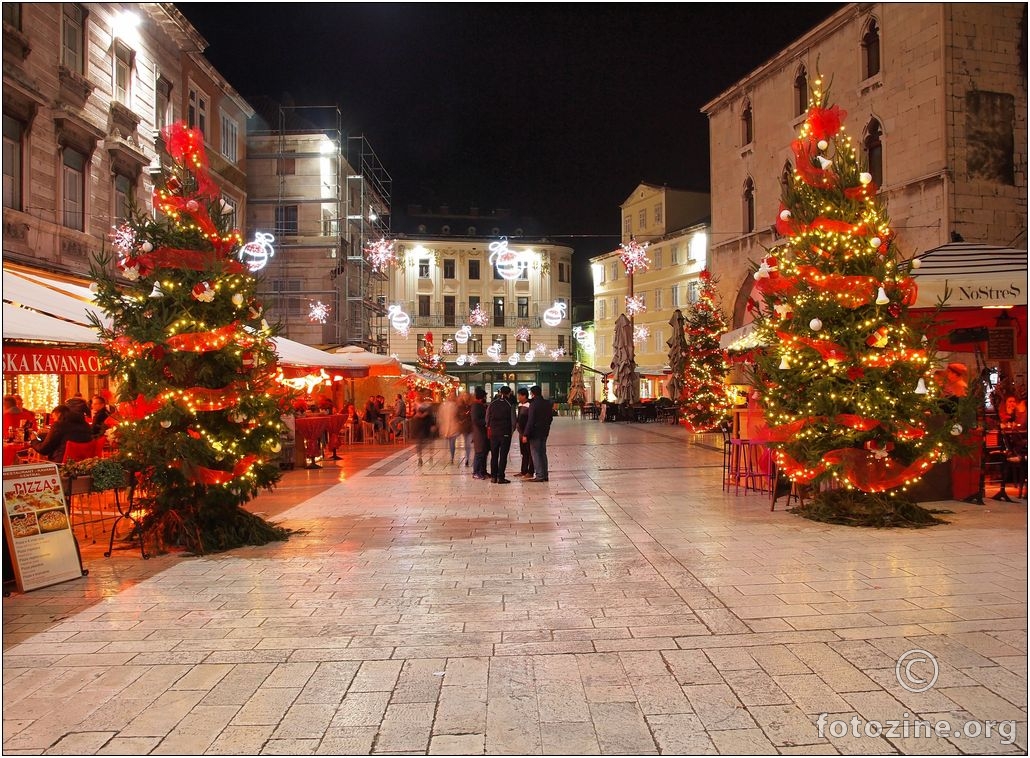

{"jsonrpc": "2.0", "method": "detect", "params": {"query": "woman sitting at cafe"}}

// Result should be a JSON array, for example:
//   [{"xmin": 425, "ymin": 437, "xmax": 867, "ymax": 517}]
[{"xmin": 31, "ymin": 404, "xmax": 94, "ymax": 463}]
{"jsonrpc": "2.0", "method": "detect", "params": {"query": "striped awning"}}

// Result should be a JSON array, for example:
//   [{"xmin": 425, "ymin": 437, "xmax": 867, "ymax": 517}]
[{"xmin": 909, "ymin": 242, "xmax": 1027, "ymax": 308}]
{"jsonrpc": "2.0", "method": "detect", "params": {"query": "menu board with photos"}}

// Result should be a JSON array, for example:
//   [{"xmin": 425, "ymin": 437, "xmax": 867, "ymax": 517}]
[{"xmin": 2, "ymin": 463, "xmax": 84, "ymax": 592}]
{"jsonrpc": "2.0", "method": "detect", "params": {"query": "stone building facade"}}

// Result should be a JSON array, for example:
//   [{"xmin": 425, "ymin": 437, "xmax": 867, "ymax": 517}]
[
  {"xmin": 701, "ymin": 3, "xmax": 1027, "ymax": 328},
  {"xmin": 2, "ymin": 3, "xmax": 251, "ymax": 279}
]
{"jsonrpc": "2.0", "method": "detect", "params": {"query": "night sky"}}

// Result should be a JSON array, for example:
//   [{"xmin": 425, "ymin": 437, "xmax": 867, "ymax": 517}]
[{"xmin": 179, "ymin": 3, "xmax": 844, "ymax": 300}]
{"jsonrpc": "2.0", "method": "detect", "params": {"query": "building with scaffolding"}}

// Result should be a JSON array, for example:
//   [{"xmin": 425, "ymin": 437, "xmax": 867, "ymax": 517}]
[{"xmin": 245, "ymin": 103, "xmax": 392, "ymax": 351}]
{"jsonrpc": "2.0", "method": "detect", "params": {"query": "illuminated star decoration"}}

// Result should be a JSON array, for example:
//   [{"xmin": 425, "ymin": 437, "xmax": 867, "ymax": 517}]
[
  {"xmin": 364, "ymin": 238, "xmax": 397, "ymax": 273},
  {"xmin": 309, "ymin": 301, "xmax": 331, "ymax": 324},
  {"xmin": 515, "ymin": 325, "xmax": 531, "ymax": 342},
  {"xmin": 625, "ymin": 295, "xmax": 646, "ymax": 316},
  {"xmin": 633, "ymin": 325, "xmax": 650, "ymax": 344},
  {"xmin": 468, "ymin": 304, "xmax": 489, "ymax": 326},
  {"xmin": 619, "ymin": 239, "xmax": 650, "ymax": 275}
]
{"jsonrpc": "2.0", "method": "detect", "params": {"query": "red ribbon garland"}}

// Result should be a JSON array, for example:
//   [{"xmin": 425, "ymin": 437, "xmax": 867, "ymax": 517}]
[
  {"xmin": 179, "ymin": 454, "xmax": 259, "ymax": 486},
  {"xmin": 795, "ymin": 266, "xmax": 877, "ymax": 308},
  {"xmin": 162, "ymin": 386, "xmax": 241, "ymax": 412}
]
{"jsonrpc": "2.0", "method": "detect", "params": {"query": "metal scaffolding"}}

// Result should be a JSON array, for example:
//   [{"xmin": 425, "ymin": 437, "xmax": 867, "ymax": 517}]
[{"xmin": 246, "ymin": 104, "xmax": 391, "ymax": 351}]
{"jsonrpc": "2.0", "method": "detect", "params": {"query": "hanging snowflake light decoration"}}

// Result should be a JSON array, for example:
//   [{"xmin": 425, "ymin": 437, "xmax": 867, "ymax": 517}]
[
  {"xmin": 309, "ymin": 301, "xmax": 331, "ymax": 324},
  {"xmin": 442, "ymin": 339, "xmax": 455, "ymax": 354},
  {"xmin": 619, "ymin": 239, "xmax": 650, "ymax": 275},
  {"xmin": 549, "ymin": 347, "xmax": 567, "ymax": 359},
  {"xmin": 535, "ymin": 342, "xmax": 548, "ymax": 353},
  {"xmin": 633, "ymin": 325, "xmax": 650, "ymax": 344},
  {"xmin": 364, "ymin": 238, "xmax": 397, "ymax": 273},
  {"xmin": 625, "ymin": 295, "xmax": 646, "ymax": 316},
  {"xmin": 468, "ymin": 304, "xmax": 489, "ymax": 326},
  {"xmin": 110, "ymin": 223, "xmax": 137, "ymax": 255},
  {"xmin": 515, "ymin": 325, "xmax": 531, "ymax": 342},
  {"xmin": 466, "ymin": 354, "xmax": 479, "ymax": 365}
]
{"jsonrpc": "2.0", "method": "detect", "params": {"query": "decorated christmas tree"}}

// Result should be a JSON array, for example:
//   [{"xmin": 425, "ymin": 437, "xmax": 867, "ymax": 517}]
[
  {"xmin": 681, "ymin": 270, "xmax": 729, "ymax": 432},
  {"xmin": 747, "ymin": 77, "xmax": 973, "ymax": 526},
  {"xmin": 89, "ymin": 123, "xmax": 290, "ymax": 553}
]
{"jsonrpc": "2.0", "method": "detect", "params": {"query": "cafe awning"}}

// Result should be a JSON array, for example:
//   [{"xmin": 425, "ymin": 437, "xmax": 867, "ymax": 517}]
[{"xmin": 910, "ymin": 242, "xmax": 1027, "ymax": 308}]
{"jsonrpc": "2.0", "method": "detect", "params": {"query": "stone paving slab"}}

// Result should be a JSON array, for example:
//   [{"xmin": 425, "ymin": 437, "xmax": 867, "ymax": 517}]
[{"xmin": 3, "ymin": 420, "xmax": 1027, "ymax": 754}]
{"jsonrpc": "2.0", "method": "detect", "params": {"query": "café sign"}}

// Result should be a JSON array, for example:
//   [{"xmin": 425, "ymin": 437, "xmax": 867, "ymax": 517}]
[{"xmin": 2, "ymin": 346, "xmax": 106, "ymax": 375}]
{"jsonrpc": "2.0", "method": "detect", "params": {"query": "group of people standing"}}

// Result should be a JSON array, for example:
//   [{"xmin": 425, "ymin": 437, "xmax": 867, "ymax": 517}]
[{"xmin": 432, "ymin": 385, "xmax": 552, "ymax": 483}]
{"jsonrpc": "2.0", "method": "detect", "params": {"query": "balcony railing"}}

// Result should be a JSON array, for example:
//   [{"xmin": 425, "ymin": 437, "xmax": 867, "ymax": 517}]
[{"xmin": 408, "ymin": 314, "xmax": 543, "ymax": 329}]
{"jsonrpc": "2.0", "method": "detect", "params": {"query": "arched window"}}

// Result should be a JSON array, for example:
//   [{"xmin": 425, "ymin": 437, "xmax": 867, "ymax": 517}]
[
  {"xmin": 743, "ymin": 177, "xmax": 756, "ymax": 234},
  {"xmin": 741, "ymin": 99, "xmax": 753, "ymax": 146},
  {"xmin": 794, "ymin": 66, "xmax": 808, "ymax": 117},
  {"xmin": 862, "ymin": 19, "xmax": 881, "ymax": 79},
  {"xmin": 864, "ymin": 118, "xmax": 883, "ymax": 186},
  {"xmin": 781, "ymin": 161, "xmax": 793, "ymax": 189}
]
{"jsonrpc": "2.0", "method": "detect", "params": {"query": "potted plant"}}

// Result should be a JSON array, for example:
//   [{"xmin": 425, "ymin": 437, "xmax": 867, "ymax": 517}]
[{"xmin": 60, "ymin": 456, "xmax": 128, "ymax": 494}]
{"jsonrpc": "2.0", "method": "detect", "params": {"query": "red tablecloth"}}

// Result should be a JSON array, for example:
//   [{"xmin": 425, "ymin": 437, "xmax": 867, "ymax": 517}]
[{"xmin": 294, "ymin": 414, "xmax": 347, "ymax": 456}]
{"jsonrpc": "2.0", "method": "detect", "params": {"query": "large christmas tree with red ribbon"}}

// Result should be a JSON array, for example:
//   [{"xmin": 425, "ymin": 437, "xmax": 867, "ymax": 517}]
[
  {"xmin": 90, "ymin": 123, "xmax": 290, "ymax": 553},
  {"xmin": 747, "ymin": 77, "xmax": 972, "ymax": 525},
  {"xmin": 681, "ymin": 270, "xmax": 729, "ymax": 432}
]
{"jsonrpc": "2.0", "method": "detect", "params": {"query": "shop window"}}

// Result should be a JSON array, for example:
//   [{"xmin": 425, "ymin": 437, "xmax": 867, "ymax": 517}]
[
  {"xmin": 3, "ymin": 115, "xmax": 24, "ymax": 210},
  {"xmin": 862, "ymin": 19, "xmax": 881, "ymax": 79},
  {"xmin": 62, "ymin": 147, "xmax": 86, "ymax": 231}
]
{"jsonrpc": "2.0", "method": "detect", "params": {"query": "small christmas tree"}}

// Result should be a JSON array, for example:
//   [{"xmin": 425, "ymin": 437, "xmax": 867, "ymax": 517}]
[
  {"xmin": 90, "ymin": 123, "xmax": 290, "ymax": 553},
  {"xmin": 747, "ymin": 76, "xmax": 973, "ymax": 526},
  {"xmin": 681, "ymin": 270, "xmax": 729, "ymax": 432}
]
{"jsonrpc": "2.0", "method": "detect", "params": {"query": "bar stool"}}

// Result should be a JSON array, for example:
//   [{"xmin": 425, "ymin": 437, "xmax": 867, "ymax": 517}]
[{"xmin": 360, "ymin": 421, "xmax": 376, "ymax": 445}]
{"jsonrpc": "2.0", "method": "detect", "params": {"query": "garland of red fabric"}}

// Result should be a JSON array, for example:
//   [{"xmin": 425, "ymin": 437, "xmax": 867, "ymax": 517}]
[
  {"xmin": 795, "ymin": 266, "xmax": 877, "ymax": 308},
  {"xmin": 145, "ymin": 247, "xmax": 246, "ymax": 274},
  {"xmin": 178, "ymin": 454, "xmax": 259, "ymax": 486},
  {"xmin": 162, "ymin": 386, "xmax": 242, "ymax": 412},
  {"xmin": 165, "ymin": 323, "xmax": 255, "ymax": 353}
]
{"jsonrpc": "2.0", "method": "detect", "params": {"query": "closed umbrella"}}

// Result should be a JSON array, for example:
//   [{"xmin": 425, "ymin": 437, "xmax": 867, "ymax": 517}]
[
  {"xmin": 610, "ymin": 313, "xmax": 639, "ymax": 405},
  {"xmin": 568, "ymin": 362, "xmax": 587, "ymax": 405},
  {"xmin": 665, "ymin": 309, "xmax": 687, "ymax": 400}
]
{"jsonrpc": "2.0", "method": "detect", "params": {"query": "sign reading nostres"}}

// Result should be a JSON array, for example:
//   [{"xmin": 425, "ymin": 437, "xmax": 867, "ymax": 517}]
[{"xmin": 2, "ymin": 346, "xmax": 105, "ymax": 375}]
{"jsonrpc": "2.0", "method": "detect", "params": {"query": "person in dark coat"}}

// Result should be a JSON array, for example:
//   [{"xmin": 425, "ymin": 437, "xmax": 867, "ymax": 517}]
[
  {"xmin": 522, "ymin": 385, "xmax": 553, "ymax": 482},
  {"xmin": 486, "ymin": 386, "xmax": 515, "ymax": 483},
  {"xmin": 90, "ymin": 394, "xmax": 114, "ymax": 437},
  {"xmin": 514, "ymin": 388, "xmax": 534, "ymax": 478},
  {"xmin": 31, "ymin": 404, "xmax": 93, "ymax": 463},
  {"xmin": 409, "ymin": 398, "xmax": 436, "ymax": 466},
  {"xmin": 470, "ymin": 387, "xmax": 489, "ymax": 480}
]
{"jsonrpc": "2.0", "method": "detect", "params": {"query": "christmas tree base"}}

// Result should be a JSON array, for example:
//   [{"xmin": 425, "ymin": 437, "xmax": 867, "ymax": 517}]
[
  {"xmin": 788, "ymin": 489, "xmax": 949, "ymax": 529},
  {"xmin": 142, "ymin": 507, "xmax": 292, "ymax": 555}
]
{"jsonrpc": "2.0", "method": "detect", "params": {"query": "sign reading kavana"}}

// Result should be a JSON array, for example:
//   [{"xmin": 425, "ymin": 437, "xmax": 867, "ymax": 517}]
[
  {"xmin": 2, "ymin": 347, "xmax": 106, "ymax": 375},
  {"xmin": 2, "ymin": 463, "xmax": 85, "ymax": 592}
]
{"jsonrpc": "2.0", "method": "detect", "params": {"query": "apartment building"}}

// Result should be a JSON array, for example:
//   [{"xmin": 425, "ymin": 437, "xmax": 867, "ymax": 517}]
[
  {"xmin": 385, "ymin": 233, "xmax": 575, "ymax": 398},
  {"xmin": 2, "ymin": 3, "xmax": 251, "ymax": 276},
  {"xmin": 702, "ymin": 3, "xmax": 1027, "ymax": 329},
  {"xmin": 590, "ymin": 183, "xmax": 711, "ymax": 401}
]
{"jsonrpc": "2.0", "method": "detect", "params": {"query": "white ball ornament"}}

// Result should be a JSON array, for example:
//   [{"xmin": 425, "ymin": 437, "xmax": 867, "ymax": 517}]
[
  {"xmin": 89, "ymin": 282, "xmax": 99, "ymax": 293},
  {"xmin": 779, "ymin": 209, "xmax": 791, "ymax": 221},
  {"xmin": 859, "ymin": 172, "xmax": 873, "ymax": 185},
  {"xmin": 270, "ymin": 440, "xmax": 282, "ymax": 452},
  {"xmin": 950, "ymin": 424, "xmax": 963, "ymax": 436},
  {"xmin": 870, "ymin": 237, "xmax": 882, "ymax": 248},
  {"xmin": 141, "ymin": 241, "xmax": 154, "ymax": 253},
  {"xmin": 809, "ymin": 318, "xmax": 823, "ymax": 332},
  {"xmin": 911, "ymin": 258, "xmax": 921, "ymax": 270},
  {"xmin": 232, "ymin": 293, "xmax": 245, "ymax": 307},
  {"xmin": 160, "ymin": 420, "xmax": 172, "ymax": 429},
  {"xmin": 186, "ymin": 199, "xmax": 199, "ymax": 212},
  {"xmin": 817, "ymin": 139, "xmax": 829, "ymax": 151}
]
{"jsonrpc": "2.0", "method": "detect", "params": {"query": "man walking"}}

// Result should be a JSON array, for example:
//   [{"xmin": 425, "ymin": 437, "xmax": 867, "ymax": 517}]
[
  {"xmin": 486, "ymin": 386, "xmax": 515, "ymax": 484},
  {"xmin": 470, "ymin": 388, "xmax": 489, "ymax": 480},
  {"xmin": 522, "ymin": 385, "xmax": 553, "ymax": 482}
]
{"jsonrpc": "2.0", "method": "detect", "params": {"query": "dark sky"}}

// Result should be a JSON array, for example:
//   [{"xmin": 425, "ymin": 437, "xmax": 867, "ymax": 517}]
[{"xmin": 179, "ymin": 3, "xmax": 843, "ymax": 300}]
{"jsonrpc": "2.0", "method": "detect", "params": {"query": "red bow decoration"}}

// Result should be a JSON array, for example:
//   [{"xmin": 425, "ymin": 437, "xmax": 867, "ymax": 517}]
[
  {"xmin": 180, "ymin": 454, "xmax": 259, "ymax": 486},
  {"xmin": 162, "ymin": 123, "xmax": 220, "ymax": 199},
  {"xmin": 792, "ymin": 138, "xmax": 835, "ymax": 187},
  {"xmin": 821, "ymin": 448, "xmax": 935, "ymax": 492},
  {"xmin": 805, "ymin": 105, "xmax": 847, "ymax": 141}
]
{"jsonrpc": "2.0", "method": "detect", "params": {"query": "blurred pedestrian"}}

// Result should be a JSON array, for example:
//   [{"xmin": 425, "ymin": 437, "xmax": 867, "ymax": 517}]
[
  {"xmin": 457, "ymin": 392, "xmax": 474, "ymax": 466},
  {"xmin": 437, "ymin": 390, "xmax": 461, "ymax": 463},
  {"xmin": 410, "ymin": 396, "xmax": 436, "ymax": 466}
]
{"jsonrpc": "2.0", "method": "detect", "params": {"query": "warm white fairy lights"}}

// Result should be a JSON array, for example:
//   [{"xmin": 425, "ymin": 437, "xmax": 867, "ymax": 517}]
[
  {"xmin": 625, "ymin": 295, "xmax": 646, "ymax": 316},
  {"xmin": 364, "ymin": 238, "xmax": 397, "ymax": 273},
  {"xmin": 633, "ymin": 325, "xmax": 650, "ymax": 344},
  {"xmin": 468, "ymin": 304, "xmax": 489, "ymax": 326},
  {"xmin": 308, "ymin": 301, "xmax": 331, "ymax": 324},
  {"xmin": 619, "ymin": 239, "xmax": 650, "ymax": 275}
]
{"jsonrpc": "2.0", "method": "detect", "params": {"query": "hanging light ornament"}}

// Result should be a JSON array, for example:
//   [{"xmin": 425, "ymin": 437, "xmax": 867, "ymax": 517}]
[
  {"xmin": 386, "ymin": 304, "xmax": 410, "ymax": 335},
  {"xmin": 633, "ymin": 325, "xmax": 649, "ymax": 344},
  {"xmin": 543, "ymin": 301, "xmax": 567, "ymax": 327},
  {"xmin": 549, "ymin": 347, "xmax": 567, "ymax": 359},
  {"xmin": 914, "ymin": 378, "xmax": 928, "ymax": 394},
  {"xmin": 619, "ymin": 239, "xmax": 650, "ymax": 275},
  {"xmin": 468, "ymin": 304, "xmax": 489, "ymax": 326},
  {"xmin": 364, "ymin": 238, "xmax": 397, "ymax": 273},
  {"xmin": 875, "ymin": 286, "xmax": 890, "ymax": 305},
  {"xmin": 238, "ymin": 232, "xmax": 275, "ymax": 272},
  {"xmin": 442, "ymin": 339, "xmax": 455, "ymax": 354},
  {"xmin": 625, "ymin": 295, "xmax": 646, "ymax": 316},
  {"xmin": 508, "ymin": 353, "xmax": 520, "ymax": 366},
  {"xmin": 488, "ymin": 238, "xmax": 527, "ymax": 281},
  {"xmin": 308, "ymin": 301, "xmax": 331, "ymax": 324},
  {"xmin": 515, "ymin": 325, "xmax": 531, "ymax": 342},
  {"xmin": 454, "ymin": 325, "xmax": 472, "ymax": 344}
]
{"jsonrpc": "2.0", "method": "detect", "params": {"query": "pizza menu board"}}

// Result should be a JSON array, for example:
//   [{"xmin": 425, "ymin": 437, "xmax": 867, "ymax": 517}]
[{"xmin": 2, "ymin": 463, "xmax": 84, "ymax": 592}]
